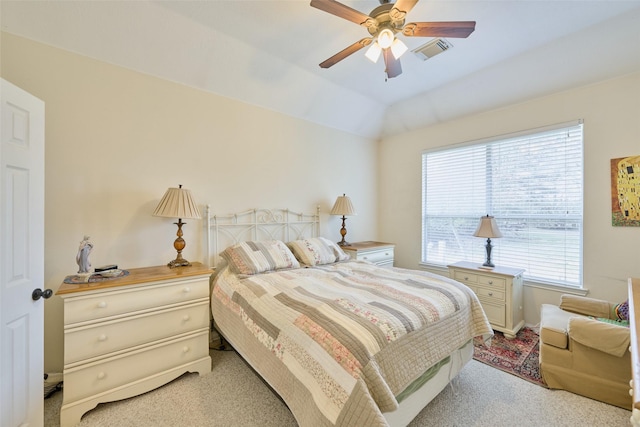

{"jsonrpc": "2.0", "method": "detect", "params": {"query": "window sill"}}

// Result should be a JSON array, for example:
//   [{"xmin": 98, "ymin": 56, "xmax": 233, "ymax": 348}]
[{"xmin": 523, "ymin": 280, "xmax": 588, "ymax": 296}]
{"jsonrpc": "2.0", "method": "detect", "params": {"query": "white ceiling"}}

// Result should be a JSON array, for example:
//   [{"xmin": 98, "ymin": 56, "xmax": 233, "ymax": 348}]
[{"xmin": 2, "ymin": 0, "xmax": 640, "ymax": 139}]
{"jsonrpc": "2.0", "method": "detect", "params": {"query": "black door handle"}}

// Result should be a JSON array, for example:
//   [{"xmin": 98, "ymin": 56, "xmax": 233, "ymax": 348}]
[{"xmin": 32, "ymin": 288, "xmax": 53, "ymax": 301}]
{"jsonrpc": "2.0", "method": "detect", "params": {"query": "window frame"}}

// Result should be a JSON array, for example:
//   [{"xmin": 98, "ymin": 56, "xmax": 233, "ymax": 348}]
[{"xmin": 420, "ymin": 120, "xmax": 584, "ymax": 289}]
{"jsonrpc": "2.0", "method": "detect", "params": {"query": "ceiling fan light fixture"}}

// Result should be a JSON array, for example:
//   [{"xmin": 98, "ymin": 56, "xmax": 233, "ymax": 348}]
[
  {"xmin": 377, "ymin": 28, "xmax": 394, "ymax": 49},
  {"xmin": 310, "ymin": 0, "xmax": 475, "ymax": 75},
  {"xmin": 390, "ymin": 38, "xmax": 408, "ymax": 59},
  {"xmin": 365, "ymin": 42, "xmax": 382, "ymax": 63}
]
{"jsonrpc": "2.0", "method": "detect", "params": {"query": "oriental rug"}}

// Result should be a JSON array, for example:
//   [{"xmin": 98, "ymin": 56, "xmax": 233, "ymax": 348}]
[{"xmin": 473, "ymin": 326, "xmax": 546, "ymax": 387}]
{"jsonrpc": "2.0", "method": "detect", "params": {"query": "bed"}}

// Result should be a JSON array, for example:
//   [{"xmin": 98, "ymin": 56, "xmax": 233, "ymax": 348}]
[{"xmin": 206, "ymin": 207, "xmax": 492, "ymax": 427}]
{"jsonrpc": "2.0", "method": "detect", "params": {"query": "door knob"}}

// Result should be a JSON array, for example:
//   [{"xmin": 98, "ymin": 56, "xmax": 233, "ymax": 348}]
[{"xmin": 32, "ymin": 288, "xmax": 53, "ymax": 301}]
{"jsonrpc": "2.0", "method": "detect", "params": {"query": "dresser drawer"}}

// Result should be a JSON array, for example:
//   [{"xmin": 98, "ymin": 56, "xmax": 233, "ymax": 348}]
[
  {"xmin": 481, "ymin": 302, "xmax": 506, "ymax": 327},
  {"xmin": 64, "ymin": 277, "xmax": 209, "ymax": 325},
  {"xmin": 478, "ymin": 275, "xmax": 506, "ymax": 289},
  {"xmin": 476, "ymin": 286, "xmax": 505, "ymax": 303},
  {"xmin": 64, "ymin": 301, "xmax": 209, "ymax": 365},
  {"xmin": 453, "ymin": 270, "xmax": 478, "ymax": 284},
  {"xmin": 62, "ymin": 330, "xmax": 210, "ymax": 402},
  {"xmin": 357, "ymin": 248, "xmax": 394, "ymax": 265}
]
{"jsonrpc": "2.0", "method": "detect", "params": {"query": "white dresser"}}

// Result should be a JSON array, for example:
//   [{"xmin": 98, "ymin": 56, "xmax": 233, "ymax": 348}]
[
  {"xmin": 448, "ymin": 261, "xmax": 525, "ymax": 339},
  {"xmin": 342, "ymin": 241, "xmax": 395, "ymax": 267},
  {"xmin": 57, "ymin": 263, "xmax": 212, "ymax": 427}
]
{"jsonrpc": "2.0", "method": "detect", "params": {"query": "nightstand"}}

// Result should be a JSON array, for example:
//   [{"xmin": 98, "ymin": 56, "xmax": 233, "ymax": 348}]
[
  {"xmin": 56, "ymin": 263, "xmax": 213, "ymax": 427},
  {"xmin": 448, "ymin": 261, "xmax": 525, "ymax": 339},
  {"xmin": 342, "ymin": 241, "xmax": 395, "ymax": 267}
]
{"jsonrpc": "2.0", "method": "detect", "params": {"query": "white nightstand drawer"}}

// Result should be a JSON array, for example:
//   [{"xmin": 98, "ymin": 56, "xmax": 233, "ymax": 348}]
[
  {"xmin": 358, "ymin": 248, "xmax": 394, "ymax": 264},
  {"xmin": 64, "ymin": 301, "xmax": 209, "ymax": 364},
  {"xmin": 453, "ymin": 271, "xmax": 478, "ymax": 284},
  {"xmin": 343, "ymin": 242, "xmax": 395, "ymax": 267},
  {"xmin": 476, "ymin": 287, "xmax": 505, "ymax": 303},
  {"xmin": 478, "ymin": 275, "xmax": 506, "ymax": 289},
  {"xmin": 64, "ymin": 277, "xmax": 209, "ymax": 325},
  {"xmin": 62, "ymin": 330, "xmax": 210, "ymax": 402},
  {"xmin": 482, "ymin": 303, "xmax": 506, "ymax": 328}
]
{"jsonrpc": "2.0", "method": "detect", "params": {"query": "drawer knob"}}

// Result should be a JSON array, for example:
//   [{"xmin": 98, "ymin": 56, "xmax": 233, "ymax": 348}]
[
  {"xmin": 631, "ymin": 389, "xmax": 635, "ymax": 397},
  {"xmin": 98, "ymin": 334, "xmax": 108, "ymax": 342},
  {"xmin": 488, "ymin": 280, "xmax": 493, "ymax": 285},
  {"xmin": 488, "ymin": 292, "xmax": 493, "ymax": 296},
  {"xmin": 182, "ymin": 287, "xmax": 191, "ymax": 293},
  {"xmin": 464, "ymin": 276, "xmax": 469, "ymax": 281},
  {"xmin": 97, "ymin": 372, "xmax": 106, "ymax": 380},
  {"xmin": 182, "ymin": 315, "xmax": 191, "ymax": 321},
  {"xmin": 97, "ymin": 301, "xmax": 107, "ymax": 309},
  {"xmin": 182, "ymin": 346, "xmax": 190, "ymax": 353}
]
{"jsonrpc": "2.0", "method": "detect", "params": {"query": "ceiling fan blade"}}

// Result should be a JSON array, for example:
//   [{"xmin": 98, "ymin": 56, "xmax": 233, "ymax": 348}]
[
  {"xmin": 310, "ymin": 0, "xmax": 373, "ymax": 26},
  {"xmin": 402, "ymin": 21, "xmax": 476, "ymax": 38},
  {"xmin": 383, "ymin": 48, "xmax": 402, "ymax": 78},
  {"xmin": 390, "ymin": 0, "xmax": 419, "ymax": 18},
  {"xmin": 319, "ymin": 38, "xmax": 373, "ymax": 69}
]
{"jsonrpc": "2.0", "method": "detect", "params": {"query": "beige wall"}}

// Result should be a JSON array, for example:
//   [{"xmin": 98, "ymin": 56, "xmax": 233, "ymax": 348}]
[
  {"xmin": 5, "ymin": 30, "xmax": 640, "ymax": 371},
  {"xmin": 379, "ymin": 72, "xmax": 640, "ymax": 325},
  {"xmin": 1, "ymin": 33, "xmax": 378, "ymax": 372}
]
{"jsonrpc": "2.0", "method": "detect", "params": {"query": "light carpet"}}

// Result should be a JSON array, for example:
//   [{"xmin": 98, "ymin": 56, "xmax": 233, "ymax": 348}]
[{"xmin": 45, "ymin": 347, "xmax": 631, "ymax": 426}]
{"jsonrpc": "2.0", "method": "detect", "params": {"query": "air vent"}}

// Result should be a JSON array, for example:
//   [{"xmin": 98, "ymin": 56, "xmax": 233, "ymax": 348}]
[{"xmin": 412, "ymin": 38, "xmax": 453, "ymax": 61}]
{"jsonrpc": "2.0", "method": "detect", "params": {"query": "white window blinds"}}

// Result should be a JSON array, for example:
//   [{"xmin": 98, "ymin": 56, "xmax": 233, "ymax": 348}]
[{"xmin": 422, "ymin": 121, "xmax": 584, "ymax": 287}]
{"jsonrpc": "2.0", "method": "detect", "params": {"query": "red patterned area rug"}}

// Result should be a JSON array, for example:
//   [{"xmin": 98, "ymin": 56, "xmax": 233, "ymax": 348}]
[{"xmin": 473, "ymin": 326, "xmax": 547, "ymax": 387}]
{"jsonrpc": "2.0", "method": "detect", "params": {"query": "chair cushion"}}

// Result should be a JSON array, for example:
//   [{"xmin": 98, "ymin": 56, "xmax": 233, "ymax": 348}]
[
  {"xmin": 568, "ymin": 316, "xmax": 630, "ymax": 357},
  {"xmin": 560, "ymin": 294, "xmax": 611, "ymax": 318},
  {"xmin": 540, "ymin": 303, "xmax": 585, "ymax": 349}
]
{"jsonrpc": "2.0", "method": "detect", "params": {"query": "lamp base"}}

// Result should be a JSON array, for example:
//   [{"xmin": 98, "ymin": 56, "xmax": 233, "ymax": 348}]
[
  {"xmin": 483, "ymin": 237, "xmax": 495, "ymax": 269},
  {"xmin": 167, "ymin": 258, "xmax": 191, "ymax": 268},
  {"xmin": 167, "ymin": 219, "xmax": 191, "ymax": 268},
  {"xmin": 337, "ymin": 216, "xmax": 352, "ymax": 247}
]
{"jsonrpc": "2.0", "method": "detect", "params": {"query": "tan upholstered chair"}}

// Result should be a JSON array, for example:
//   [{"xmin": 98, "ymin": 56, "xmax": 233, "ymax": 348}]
[{"xmin": 539, "ymin": 294, "xmax": 631, "ymax": 409}]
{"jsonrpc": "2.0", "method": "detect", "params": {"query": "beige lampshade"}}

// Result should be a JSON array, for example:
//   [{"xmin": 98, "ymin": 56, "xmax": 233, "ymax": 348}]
[
  {"xmin": 330, "ymin": 194, "xmax": 357, "ymax": 216},
  {"xmin": 152, "ymin": 185, "xmax": 201, "ymax": 219},
  {"xmin": 473, "ymin": 215, "xmax": 503, "ymax": 238}
]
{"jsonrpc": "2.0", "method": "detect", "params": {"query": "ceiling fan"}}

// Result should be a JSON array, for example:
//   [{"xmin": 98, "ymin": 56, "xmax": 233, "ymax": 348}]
[{"xmin": 310, "ymin": 0, "xmax": 476, "ymax": 79}]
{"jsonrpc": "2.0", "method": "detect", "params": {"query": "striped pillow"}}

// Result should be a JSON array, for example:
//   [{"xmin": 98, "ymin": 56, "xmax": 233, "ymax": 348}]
[
  {"xmin": 221, "ymin": 240, "xmax": 300, "ymax": 275},
  {"xmin": 287, "ymin": 237, "xmax": 349, "ymax": 266}
]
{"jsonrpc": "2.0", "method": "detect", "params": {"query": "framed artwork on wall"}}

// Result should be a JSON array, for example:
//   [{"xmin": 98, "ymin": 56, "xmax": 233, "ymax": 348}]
[{"xmin": 611, "ymin": 155, "xmax": 640, "ymax": 226}]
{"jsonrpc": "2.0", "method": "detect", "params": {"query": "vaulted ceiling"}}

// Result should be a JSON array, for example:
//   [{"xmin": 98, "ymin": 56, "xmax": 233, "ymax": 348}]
[{"xmin": 2, "ymin": 1, "xmax": 640, "ymax": 139}]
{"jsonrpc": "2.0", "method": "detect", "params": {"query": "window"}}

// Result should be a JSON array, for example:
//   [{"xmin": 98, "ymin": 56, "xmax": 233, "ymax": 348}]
[{"xmin": 422, "ymin": 120, "xmax": 583, "ymax": 287}]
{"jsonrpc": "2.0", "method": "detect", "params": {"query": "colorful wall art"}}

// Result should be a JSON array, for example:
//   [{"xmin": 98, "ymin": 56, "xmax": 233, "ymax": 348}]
[{"xmin": 611, "ymin": 155, "xmax": 640, "ymax": 226}]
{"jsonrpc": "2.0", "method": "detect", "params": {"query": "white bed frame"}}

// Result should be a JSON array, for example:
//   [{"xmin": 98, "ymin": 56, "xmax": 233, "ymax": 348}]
[
  {"xmin": 205, "ymin": 205, "xmax": 320, "ymax": 268},
  {"xmin": 205, "ymin": 206, "xmax": 473, "ymax": 427}
]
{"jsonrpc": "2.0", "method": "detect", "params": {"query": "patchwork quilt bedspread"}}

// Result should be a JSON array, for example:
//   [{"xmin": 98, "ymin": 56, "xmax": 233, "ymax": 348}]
[{"xmin": 211, "ymin": 261, "xmax": 492, "ymax": 426}]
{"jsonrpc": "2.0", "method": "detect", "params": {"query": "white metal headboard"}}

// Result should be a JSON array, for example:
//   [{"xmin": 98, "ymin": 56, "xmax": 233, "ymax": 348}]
[{"xmin": 205, "ymin": 206, "xmax": 320, "ymax": 268}]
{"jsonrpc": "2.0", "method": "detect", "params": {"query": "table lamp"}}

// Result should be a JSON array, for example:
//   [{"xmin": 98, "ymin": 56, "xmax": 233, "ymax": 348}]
[
  {"xmin": 330, "ymin": 194, "xmax": 357, "ymax": 246},
  {"xmin": 153, "ymin": 185, "xmax": 201, "ymax": 268},
  {"xmin": 473, "ymin": 215, "xmax": 502, "ymax": 268}
]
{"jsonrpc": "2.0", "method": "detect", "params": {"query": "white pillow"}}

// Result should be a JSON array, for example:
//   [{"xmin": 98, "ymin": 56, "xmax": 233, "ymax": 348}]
[
  {"xmin": 287, "ymin": 237, "xmax": 349, "ymax": 266},
  {"xmin": 220, "ymin": 240, "xmax": 300, "ymax": 275}
]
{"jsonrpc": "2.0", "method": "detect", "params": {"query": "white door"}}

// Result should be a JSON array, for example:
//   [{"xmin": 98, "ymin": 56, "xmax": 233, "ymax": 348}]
[{"xmin": 0, "ymin": 79, "xmax": 46, "ymax": 427}]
